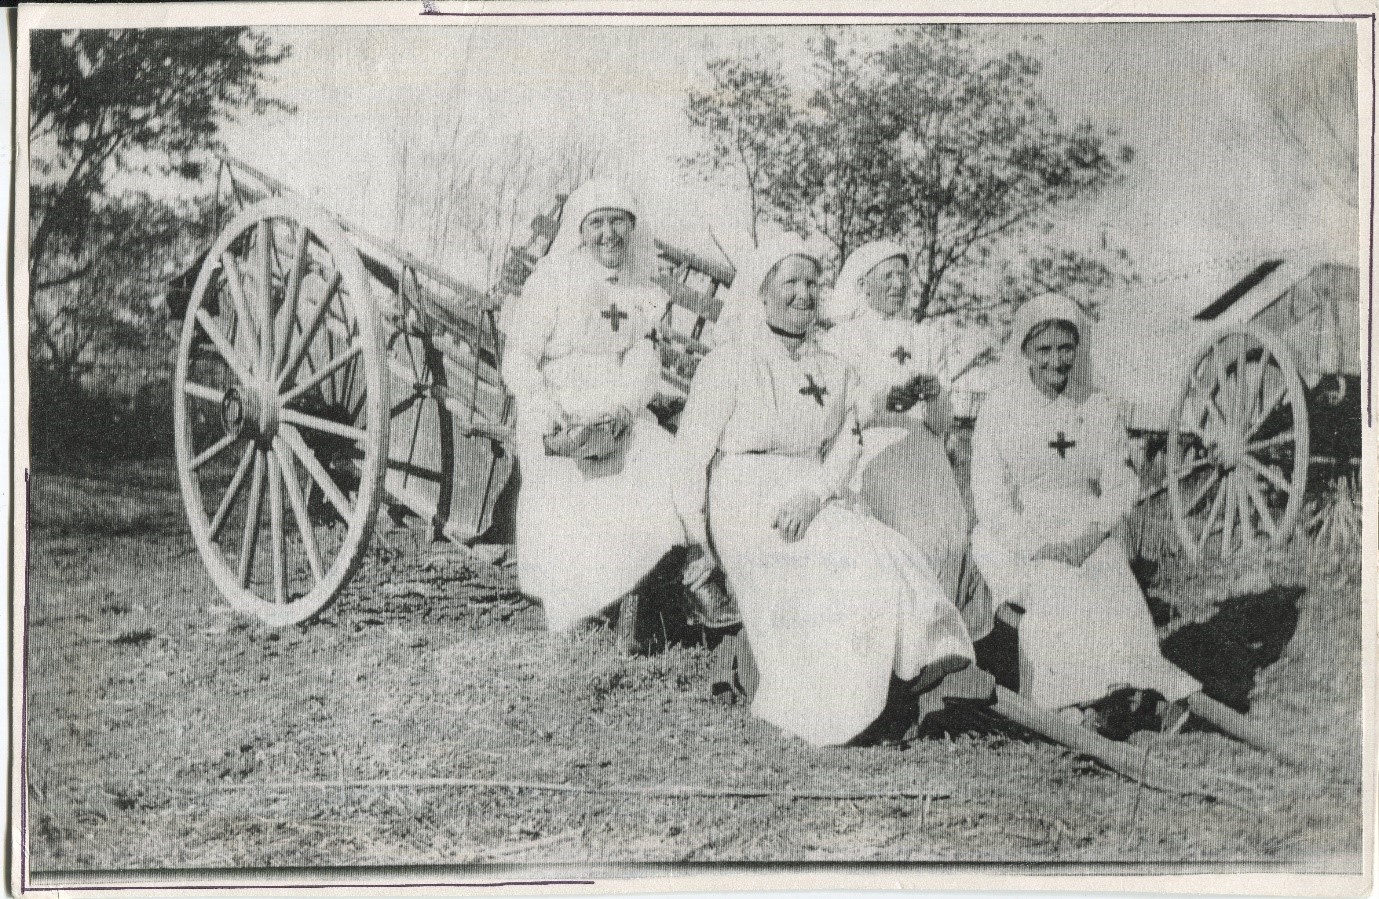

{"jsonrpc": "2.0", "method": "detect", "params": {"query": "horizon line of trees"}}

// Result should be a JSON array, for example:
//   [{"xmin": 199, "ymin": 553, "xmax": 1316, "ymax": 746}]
[{"xmin": 681, "ymin": 25, "xmax": 1137, "ymax": 352}]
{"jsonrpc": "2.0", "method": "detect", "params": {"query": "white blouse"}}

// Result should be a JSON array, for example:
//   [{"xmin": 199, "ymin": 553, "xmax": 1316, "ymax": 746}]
[
  {"xmin": 675, "ymin": 328, "xmax": 863, "ymax": 546},
  {"xmin": 820, "ymin": 309, "xmax": 952, "ymax": 432},
  {"xmin": 971, "ymin": 374, "xmax": 1139, "ymax": 560},
  {"xmin": 501, "ymin": 251, "xmax": 667, "ymax": 429}
]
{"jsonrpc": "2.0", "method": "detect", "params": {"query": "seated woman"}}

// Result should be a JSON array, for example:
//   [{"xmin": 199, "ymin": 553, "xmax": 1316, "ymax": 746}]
[
  {"xmin": 969, "ymin": 293, "xmax": 1199, "ymax": 729},
  {"xmin": 500, "ymin": 179, "xmax": 687, "ymax": 633},
  {"xmin": 821, "ymin": 240, "xmax": 991, "ymax": 639},
  {"xmin": 674, "ymin": 237, "xmax": 975, "ymax": 747}
]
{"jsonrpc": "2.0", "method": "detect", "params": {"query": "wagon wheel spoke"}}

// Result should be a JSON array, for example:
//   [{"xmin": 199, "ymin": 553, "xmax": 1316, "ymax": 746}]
[
  {"xmin": 278, "ymin": 271, "xmax": 343, "ymax": 391},
  {"xmin": 280, "ymin": 425, "xmax": 354, "ymax": 521},
  {"xmin": 1241, "ymin": 345, "xmax": 1272, "ymax": 430},
  {"xmin": 1250, "ymin": 382, "xmax": 1288, "ymax": 438},
  {"xmin": 267, "ymin": 448, "xmax": 288, "ymax": 604},
  {"xmin": 1240, "ymin": 472, "xmax": 1280, "ymax": 542},
  {"xmin": 1221, "ymin": 475, "xmax": 1239, "ymax": 556},
  {"xmin": 280, "ymin": 345, "xmax": 364, "ymax": 405},
  {"xmin": 237, "ymin": 449, "xmax": 268, "ymax": 588},
  {"xmin": 1181, "ymin": 468, "xmax": 1222, "ymax": 515},
  {"xmin": 195, "ymin": 310, "xmax": 256, "ymax": 387},
  {"xmin": 273, "ymin": 225, "xmax": 312, "ymax": 376},
  {"xmin": 209, "ymin": 443, "xmax": 257, "ymax": 540},
  {"xmin": 1203, "ymin": 392, "xmax": 1231, "ymax": 439},
  {"xmin": 1209, "ymin": 344, "xmax": 1237, "ymax": 429},
  {"xmin": 1196, "ymin": 474, "xmax": 1229, "ymax": 552},
  {"xmin": 280, "ymin": 408, "xmax": 369, "ymax": 444},
  {"xmin": 1174, "ymin": 456, "xmax": 1214, "ymax": 482},
  {"xmin": 1241, "ymin": 455, "xmax": 1293, "ymax": 494},
  {"xmin": 221, "ymin": 252, "xmax": 261, "ymax": 361},
  {"xmin": 275, "ymin": 437, "xmax": 324, "ymax": 584},
  {"xmin": 256, "ymin": 220, "xmax": 277, "ymax": 376},
  {"xmin": 190, "ymin": 433, "xmax": 238, "ymax": 472},
  {"xmin": 183, "ymin": 382, "xmax": 225, "ymax": 404},
  {"xmin": 1232, "ymin": 337, "xmax": 1252, "ymax": 433},
  {"xmin": 1247, "ymin": 432, "xmax": 1294, "ymax": 454},
  {"xmin": 1236, "ymin": 476, "xmax": 1254, "ymax": 551}
]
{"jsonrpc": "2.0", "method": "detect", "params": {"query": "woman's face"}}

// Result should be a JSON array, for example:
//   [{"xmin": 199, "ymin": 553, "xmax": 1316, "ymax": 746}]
[
  {"xmin": 1022, "ymin": 321, "xmax": 1079, "ymax": 396},
  {"xmin": 579, "ymin": 208, "xmax": 635, "ymax": 269},
  {"xmin": 863, "ymin": 255, "xmax": 910, "ymax": 317},
  {"xmin": 761, "ymin": 255, "xmax": 822, "ymax": 335}
]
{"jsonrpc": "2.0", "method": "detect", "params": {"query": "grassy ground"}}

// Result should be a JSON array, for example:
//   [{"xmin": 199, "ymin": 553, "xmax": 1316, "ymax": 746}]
[{"xmin": 21, "ymin": 460, "xmax": 1364, "ymax": 872}]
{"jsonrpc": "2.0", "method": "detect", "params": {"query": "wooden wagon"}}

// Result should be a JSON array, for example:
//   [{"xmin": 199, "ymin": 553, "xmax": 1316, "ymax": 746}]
[
  {"xmin": 166, "ymin": 156, "xmax": 730, "ymax": 626},
  {"xmin": 166, "ymin": 159, "xmax": 1307, "ymax": 780},
  {"xmin": 1105, "ymin": 257, "xmax": 1364, "ymax": 562}
]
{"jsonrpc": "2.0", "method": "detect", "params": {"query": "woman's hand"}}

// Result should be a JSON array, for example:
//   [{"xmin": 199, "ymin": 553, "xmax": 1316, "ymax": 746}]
[
  {"xmin": 885, "ymin": 373, "xmax": 942, "ymax": 413},
  {"xmin": 610, "ymin": 404, "xmax": 635, "ymax": 438},
  {"xmin": 1063, "ymin": 527, "xmax": 1107, "ymax": 566},
  {"xmin": 774, "ymin": 492, "xmax": 823, "ymax": 543},
  {"xmin": 885, "ymin": 383, "xmax": 920, "ymax": 414},
  {"xmin": 1032, "ymin": 527, "xmax": 1107, "ymax": 567}
]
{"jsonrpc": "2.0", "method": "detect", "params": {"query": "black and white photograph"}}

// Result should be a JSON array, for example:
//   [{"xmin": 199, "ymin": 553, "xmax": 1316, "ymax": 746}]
[{"xmin": 12, "ymin": 3, "xmax": 1374, "ymax": 893}]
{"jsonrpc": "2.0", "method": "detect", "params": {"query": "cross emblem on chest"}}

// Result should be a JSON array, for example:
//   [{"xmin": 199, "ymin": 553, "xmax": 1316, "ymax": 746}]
[
  {"xmin": 799, "ymin": 374, "xmax": 828, "ymax": 406},
  {"xmin": 601, "ymin": 302, "xmax": 628, "ymax": 332},
  {"xmin": 891, "ymin": 345, "xmax": 912, "ymax": 365},
  {"xmin": 851, "ymin": 420, "xmax": 864, "ymax": 443},
  {"xmin": 1049, "ymin": 431, "xmax": 1077, "ymax": 458}
]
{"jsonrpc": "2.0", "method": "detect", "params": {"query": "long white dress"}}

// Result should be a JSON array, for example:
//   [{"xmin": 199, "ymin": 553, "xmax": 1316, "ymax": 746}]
[
  {"xmin": 676, "ymin": 325, "xmax": 975, "ymax": 746},
  {"xmin": 820, "ymin": 310, "xmax": 982, "ymax": 630},
  {"xmin": 502, "ymin": 250, "xmax": 684, "ymax": 631},
  {"xmin": 969, "ymin": 373, "xmax": 1200, "ymax": 710}
]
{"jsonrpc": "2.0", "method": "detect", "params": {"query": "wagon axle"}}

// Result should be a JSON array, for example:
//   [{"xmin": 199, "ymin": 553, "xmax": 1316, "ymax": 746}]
[{"xmin": 220, "ymin": 383, "xmax": 280, "ymax": 444}]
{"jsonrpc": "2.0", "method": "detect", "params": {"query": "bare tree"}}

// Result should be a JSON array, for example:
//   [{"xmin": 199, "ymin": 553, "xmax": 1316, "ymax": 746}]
[
  {"xmin": 391, "ymin": 119, "xmax": 607, "ymax": 294},
  {"xmin": 1263, "ymin": 41, "xmax": 1358, "ymax": 209}
]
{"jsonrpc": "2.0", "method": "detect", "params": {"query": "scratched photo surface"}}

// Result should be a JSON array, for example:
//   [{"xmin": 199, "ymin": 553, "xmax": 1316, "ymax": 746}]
[{"xmin": 18, "ymin": 13, "xmax": 1367, "ymax": 887}]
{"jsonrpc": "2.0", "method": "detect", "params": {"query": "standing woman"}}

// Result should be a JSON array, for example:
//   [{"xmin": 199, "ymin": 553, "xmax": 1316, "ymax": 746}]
[
  {"xmin": 969, "ymin": 293, "xmax": 1199, "ymax": 723},
  {"xmin": 821, "ymin": 241, "xmax": 989, "ymax": 638},
  {"xmin": 500, "ymin": 179, "xmax": 684, "ymax": 633},
  {"xmin": 675, "ymin": 237, "xmax": 974, "ymax": 747}
]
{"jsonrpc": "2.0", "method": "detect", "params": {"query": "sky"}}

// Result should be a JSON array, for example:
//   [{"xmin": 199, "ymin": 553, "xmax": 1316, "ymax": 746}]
[
  {"xmin": 215, "ymin": 20, "xmax": 1363, "ymax": 402},
  {"xmin": 223, "ymin": 22, "xmax": 1359, "ymax": 286}
]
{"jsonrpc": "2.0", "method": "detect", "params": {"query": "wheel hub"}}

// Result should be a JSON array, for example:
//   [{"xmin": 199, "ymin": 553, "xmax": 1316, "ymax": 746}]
[
  {"xmin": 221, "ymin": 382, "xmax": 279, "ymax": 444},
  {"xmin": 1216, "ymin": 431, "xmax": 1246, "ymax": 469}
]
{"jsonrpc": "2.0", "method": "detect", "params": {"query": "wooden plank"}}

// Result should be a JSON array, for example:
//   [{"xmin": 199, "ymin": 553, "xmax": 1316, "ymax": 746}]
[
  {"xmin": 990, "ymin": 686, "xmax": 1195, "ymax": 792},
  {"xmin": 1183, "ymin": 693, "xmax": 1304, "ymax": 766},
  {"xmin": 655, "ymin": 275, "xmax": 723, "ymax": 322},
  {"xmin": 660, "ymin": 328, "xmax": 711, "ymax": 358},
  {"xmin": 654, "ymin": 239, "xmax": 735, "ymax": 286},
  {"xmin": 218, "ymin": 153, "xmax": 494, "ymax": 312}
]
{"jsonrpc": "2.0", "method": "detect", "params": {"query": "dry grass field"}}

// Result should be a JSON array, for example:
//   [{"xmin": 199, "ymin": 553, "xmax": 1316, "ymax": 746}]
[{"xmin": 21, "ymin": 460, "xmax": 1363, "ymax": 874}]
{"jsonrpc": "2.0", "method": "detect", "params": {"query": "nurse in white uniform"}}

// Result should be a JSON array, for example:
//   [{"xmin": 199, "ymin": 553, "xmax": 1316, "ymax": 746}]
[
  {"xmin": 821, "ymin": 240, "xmax": 989, "ymax": 638},
  {"xmin": 500, "ymin": 179, "xmax": 684, "ymax": 632},
  {"xmin": 675, "ymin": 237, "xmax": 975, "ymax": 747},
  {"xmin": 969, "ymin": 293, "xmax": 1199, "ymax": 719}
]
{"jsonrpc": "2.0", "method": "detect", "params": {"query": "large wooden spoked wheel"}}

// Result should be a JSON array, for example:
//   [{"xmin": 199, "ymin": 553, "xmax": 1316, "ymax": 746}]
[
  {"xmin": 173, "ymin": 198, "xmax": 389, "ymax": 625},
  {"xmin": 1166, "ymin": 326, "xmax": 1309, "ymax": 561}
]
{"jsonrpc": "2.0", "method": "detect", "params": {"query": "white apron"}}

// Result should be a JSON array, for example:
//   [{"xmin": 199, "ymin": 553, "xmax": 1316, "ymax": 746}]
[{"xmin": 969, "ymin": 377, "xmax": 1199, "ymax": 709}]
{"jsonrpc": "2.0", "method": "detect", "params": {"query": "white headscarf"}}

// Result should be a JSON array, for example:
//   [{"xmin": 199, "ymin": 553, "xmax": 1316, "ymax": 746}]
[
  {"xmin": 548, "ymin": 177, "xmax": 655, "ymax": 281},
  {"xmin": 823, "ymin": 240, "xmax": 909, "ymax": 324},
  {"xmin": 1000, "ymin": 293, "xmax": 1096, "ymax": 399},
  {"xmin": 711, "ymin": 235, "xmax": 820, "ymax": 347}
]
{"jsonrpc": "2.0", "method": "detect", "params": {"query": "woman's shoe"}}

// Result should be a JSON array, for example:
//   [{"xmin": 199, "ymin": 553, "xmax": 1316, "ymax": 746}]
[
  {"xmin": 910, "ymin": 653, "xmax": 972, "ymax": 696},
  {"xmin": 687, "ymin": 575, "xmax": 742, "ymax": 629}
]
